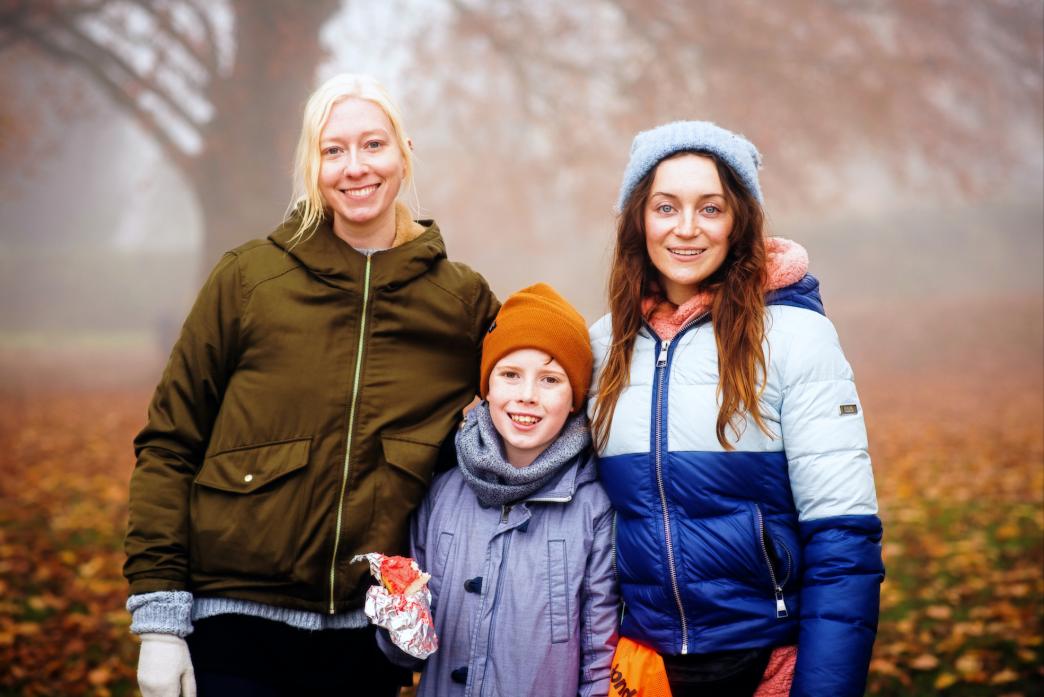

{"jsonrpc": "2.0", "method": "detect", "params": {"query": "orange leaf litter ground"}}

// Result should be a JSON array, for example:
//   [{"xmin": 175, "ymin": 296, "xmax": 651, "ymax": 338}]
[{"xmin": 0, "ymin": 297, "xmax": 1040, "ymax": 696}]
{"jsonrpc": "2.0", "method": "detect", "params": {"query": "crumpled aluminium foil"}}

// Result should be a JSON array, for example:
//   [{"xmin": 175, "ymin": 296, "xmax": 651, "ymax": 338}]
[{"xmin": 352, "ymin": 553, "xmax": 439, "ymax": 659}]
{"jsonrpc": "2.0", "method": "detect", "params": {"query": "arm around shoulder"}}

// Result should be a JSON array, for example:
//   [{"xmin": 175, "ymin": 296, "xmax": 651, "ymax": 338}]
[{"xmin": 470, "ymin": 273, "xmax": 500, "ymax": 352}]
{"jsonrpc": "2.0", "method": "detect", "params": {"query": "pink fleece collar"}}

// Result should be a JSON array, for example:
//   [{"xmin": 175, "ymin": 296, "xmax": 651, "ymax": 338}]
[{"xmin": 642, "ymin": 237, "xmax": 809, "ymax": 340}]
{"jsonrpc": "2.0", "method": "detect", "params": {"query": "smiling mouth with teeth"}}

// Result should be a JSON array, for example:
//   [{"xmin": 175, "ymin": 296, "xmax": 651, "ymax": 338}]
[
  {"xmin": 670, "ymin": 248, "xmax": 705, "ymax": 256},
  {"xmin": 343, "ymin": 183, "xmax": 379, "ymax": 199},
  {"xmin": 509, "ymin": 414, "xmax": 541, "ymax": 425}
]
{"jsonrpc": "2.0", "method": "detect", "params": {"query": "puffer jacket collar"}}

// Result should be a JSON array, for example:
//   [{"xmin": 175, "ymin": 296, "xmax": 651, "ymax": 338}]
[{"xmin": 268, "ymin": 208, "xmax": 447, "ymax": 292}]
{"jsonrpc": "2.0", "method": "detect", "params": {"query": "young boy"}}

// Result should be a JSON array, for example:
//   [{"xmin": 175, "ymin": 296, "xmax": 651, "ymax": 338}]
[{"xmin": 379, "ymin": 283, "xmax": 619, "ymax": 696}]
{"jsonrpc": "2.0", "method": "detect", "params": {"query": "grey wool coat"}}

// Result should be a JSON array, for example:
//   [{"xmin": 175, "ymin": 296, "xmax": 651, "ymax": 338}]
[{"xmin": 380, "ymin": 449, "xmax": 619, "ymax": 696}]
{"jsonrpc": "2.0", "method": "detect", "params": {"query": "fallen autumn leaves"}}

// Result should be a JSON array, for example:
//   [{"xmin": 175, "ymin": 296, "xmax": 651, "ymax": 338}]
[{"xmin": 0, "ymin": 324, "xmax": 1040, "ymax": 695}]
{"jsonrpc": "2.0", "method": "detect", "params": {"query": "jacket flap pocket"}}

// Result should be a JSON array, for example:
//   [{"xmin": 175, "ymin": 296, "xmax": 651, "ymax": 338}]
[
  {"xmin": 381, "ymin": 435, "xmax": 439, "ymax": 486},
  {"xmin": 196, "ymin": 438, "xmax": 311, "ymax": 494}
]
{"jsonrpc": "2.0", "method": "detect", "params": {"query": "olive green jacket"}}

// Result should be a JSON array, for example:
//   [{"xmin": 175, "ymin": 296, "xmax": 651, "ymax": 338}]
[{"xmin": 124, "ymin": 210, "xmax": 498, "ymax": 614}]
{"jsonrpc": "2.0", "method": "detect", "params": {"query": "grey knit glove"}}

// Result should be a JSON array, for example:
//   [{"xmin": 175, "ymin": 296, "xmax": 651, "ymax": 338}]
[{"xmin": 137, "ymin": 633, "xmax": 196, "ymax": 697}]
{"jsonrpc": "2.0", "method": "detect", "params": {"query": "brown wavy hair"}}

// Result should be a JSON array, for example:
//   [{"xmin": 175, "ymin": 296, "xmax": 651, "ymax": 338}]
[{"xmin": 592, "ymin": 151, "xmax": 771, "ymax": 451}]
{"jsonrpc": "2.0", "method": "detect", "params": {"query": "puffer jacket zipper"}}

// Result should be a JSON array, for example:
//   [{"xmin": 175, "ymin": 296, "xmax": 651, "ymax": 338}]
[
  {"xmin": 648, "ymin": 314, "xmax": 708, "ymax": 654},
  {"xmin": 754, "ymin": 503, "xmax": 790, "ymax": 618},
  {"xmin": 328, "ymin": 254, "xmax": 373, "ymax": 613}
]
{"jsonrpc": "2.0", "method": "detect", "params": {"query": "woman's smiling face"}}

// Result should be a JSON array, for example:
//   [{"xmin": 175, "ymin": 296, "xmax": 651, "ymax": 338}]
[
  {"xmin": 318, "ymin": 97, "xmax": 405, "ymax": 242},
  {"xmin": 644, "ymin": 153, "xmax": 734, "ymax": 305}
]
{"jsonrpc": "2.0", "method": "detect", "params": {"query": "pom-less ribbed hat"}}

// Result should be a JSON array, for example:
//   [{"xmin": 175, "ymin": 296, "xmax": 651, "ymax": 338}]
[
  {"xmin": 617, "ymin": 120, "xmax": 764, "ymax": 211},
  {"xmin": 480, "ymin": 283, "xmax": 592, "ymax": 412}
]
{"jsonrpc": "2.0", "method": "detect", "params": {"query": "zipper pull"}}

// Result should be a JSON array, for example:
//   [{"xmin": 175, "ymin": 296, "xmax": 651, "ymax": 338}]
[
  {"xmin": 500, "ymin": 505, "xmax": 511, "ymax": 523},
  {"xmin": 775, "ymin": 589, "xmax": 788, "ymax": 618},
  {"xmin": 656, "ymin": 339, "xmax": 671, "ymax": 367}
]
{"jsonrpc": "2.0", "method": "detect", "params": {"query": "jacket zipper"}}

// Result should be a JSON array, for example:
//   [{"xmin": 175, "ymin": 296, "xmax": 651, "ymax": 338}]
[
  {"xmin": 328, "ymin": 255, "xmax": 373, "ymax": 614},
  {"xmin": 481, "ymin": 514, "xmax": 515, "ymax": 696},
  {"xmin": 610, "ymin": 511, "xmax": 618, "ymax": 579},
  {"xmin": 648, "ymin": 314, "xmax": 707, "ymax": 654},
  {"xmin": 754, "ymin": 503, "xmax": 789, "ymax": 618},
  {"xmin": 653, "ymin": 334, "xmax": 688, "ymax": 653}
]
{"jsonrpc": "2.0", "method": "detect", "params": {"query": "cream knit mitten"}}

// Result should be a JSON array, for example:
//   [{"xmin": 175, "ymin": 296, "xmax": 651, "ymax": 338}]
[{"xmin": 137, "ymin": 633, "xmax": 196, "ymax": 697}]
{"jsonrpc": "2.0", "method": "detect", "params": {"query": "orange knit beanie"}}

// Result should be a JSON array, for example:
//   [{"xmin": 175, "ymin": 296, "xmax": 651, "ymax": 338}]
[{"xmin": 480, "ymin": 283, "xmax": 592, "ymax": 412}]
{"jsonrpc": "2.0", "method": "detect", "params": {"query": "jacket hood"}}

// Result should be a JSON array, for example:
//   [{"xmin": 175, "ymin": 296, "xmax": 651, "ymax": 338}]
[
  {"xmin": 766, "ymin": 273, "xmax": 824, "ymax": 315},
  {"xmin": 268, "ymin": 203, "xmax": 447, "ymax": 292}
]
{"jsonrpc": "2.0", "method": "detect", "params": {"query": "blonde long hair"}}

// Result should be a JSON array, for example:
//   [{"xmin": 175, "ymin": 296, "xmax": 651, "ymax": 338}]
[{"xmin": 286, "ymin": 74, "xmax": 415, "ymax": 245}]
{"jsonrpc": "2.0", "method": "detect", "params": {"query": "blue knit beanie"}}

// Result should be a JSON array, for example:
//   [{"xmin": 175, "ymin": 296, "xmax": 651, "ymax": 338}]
[{"xmin": 617, "ymin": 121, "xmax": 763, "ymax": 211}]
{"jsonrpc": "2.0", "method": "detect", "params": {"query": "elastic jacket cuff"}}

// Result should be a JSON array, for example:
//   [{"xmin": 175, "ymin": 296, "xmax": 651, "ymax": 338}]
[{"xmin": 127, "ymin": 591, "xmax": 194, "ymax": 637}]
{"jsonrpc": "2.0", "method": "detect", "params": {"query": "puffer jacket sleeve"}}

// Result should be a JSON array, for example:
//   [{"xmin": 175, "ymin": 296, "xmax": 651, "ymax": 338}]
[
  {"xmin": 779, "ymin": 311, "xmax": 884, "ymax": 697},
  {"xmin": 578, "ymin": 501, "xmax": 619, "ymax": 697},
  {"xmin": 124, "ymin": 252, "xmax": 243, "ymax": 595}
]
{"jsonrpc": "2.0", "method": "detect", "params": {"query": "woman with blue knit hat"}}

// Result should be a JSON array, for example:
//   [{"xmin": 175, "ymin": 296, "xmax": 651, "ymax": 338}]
[{"xmin": 589, "ymin": 121, "xmax": 884, "ymax": 696}]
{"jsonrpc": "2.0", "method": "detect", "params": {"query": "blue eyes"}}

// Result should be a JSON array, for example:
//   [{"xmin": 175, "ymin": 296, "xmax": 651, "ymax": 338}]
[
  {"xmin": 654, "ymin": 203, "xmax": 721, "ymax": 215},
  {"xmin": 321, "ymin": 141, "xmax": 384, "ymax": 157}
]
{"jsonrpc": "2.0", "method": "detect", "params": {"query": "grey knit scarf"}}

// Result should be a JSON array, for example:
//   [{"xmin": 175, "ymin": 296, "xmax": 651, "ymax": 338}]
[{"xmin": 455, "ymin": 401, "xmax": 591, "ymax": 507}]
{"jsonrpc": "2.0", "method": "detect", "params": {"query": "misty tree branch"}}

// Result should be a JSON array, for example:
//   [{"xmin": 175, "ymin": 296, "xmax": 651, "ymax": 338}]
[
  {"xmin": 124, "ymin": 0, "xmax": 220, "ymax": 80},
  {"xmin": 183, "ymin": 0, "xmax": 222, "ymax": 78},
  {"xmin": 0, "ymin": 0, "xmax": 33, "ymax": 49},
  {"xmin": 43, "ymin": 9, "xmax": 207, "ymax": 131},
  {"xmin": 17, "ymin": 22, "xmax": 194, "ymax": 172},
  {"xmin": 445, "ymin": 0, "xmax": 561, "ymax": 120}
]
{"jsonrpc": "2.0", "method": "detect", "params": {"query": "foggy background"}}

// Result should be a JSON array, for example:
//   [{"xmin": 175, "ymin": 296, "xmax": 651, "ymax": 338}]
[
  {"xmin": 1, "ymin": 2, "xmax": 1043, "ymax": 695},
  {"xmin": 1, "ymin": 0, "xmax": 1041, "ymax": 391}
]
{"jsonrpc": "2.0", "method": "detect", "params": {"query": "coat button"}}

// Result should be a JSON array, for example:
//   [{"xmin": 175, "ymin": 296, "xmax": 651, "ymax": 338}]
[
  {"xmin": 243, "ymin": 474, "xmax": 254, "ymax": 483},
  {"xmin": 464, "ymin": 577, "xmax": 482, "ymax": 594},
  {"xmin": 450, "ymin": 666, "xmax": 468, "ymax": 684}
]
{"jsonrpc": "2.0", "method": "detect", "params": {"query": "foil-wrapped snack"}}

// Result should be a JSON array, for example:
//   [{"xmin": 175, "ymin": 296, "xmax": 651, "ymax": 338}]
[{"xmin": 352, "ymin": 553, "xmax": 439, "ymax": 659}]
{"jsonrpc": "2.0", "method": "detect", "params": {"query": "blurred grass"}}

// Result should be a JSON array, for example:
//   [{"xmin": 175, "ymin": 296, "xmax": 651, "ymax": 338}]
[{"xmin": 0, "ymin": 330, "xmax": 153, "ymax": 351}]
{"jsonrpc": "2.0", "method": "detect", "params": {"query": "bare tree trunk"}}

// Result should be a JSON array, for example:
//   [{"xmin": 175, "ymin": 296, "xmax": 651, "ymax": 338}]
[{"xmin": 188, "ymin": 0, "xmax": 339, "ymax": 265}]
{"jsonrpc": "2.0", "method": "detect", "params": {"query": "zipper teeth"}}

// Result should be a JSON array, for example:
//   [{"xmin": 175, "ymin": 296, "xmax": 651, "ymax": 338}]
[
  {"xmin": 610, "ymin": 511, "xmax": 618, "ymax": 579},
  {"xmin": 328, "ymin": 256, "xmax": 372, "ymax": 614},
  {"xmin": 754, "ymin": 504, "xmax": 780, "ymax": 592},
  {"xmin": 654, "ymin": 339, "xmax": 688, "ymax": 654}
]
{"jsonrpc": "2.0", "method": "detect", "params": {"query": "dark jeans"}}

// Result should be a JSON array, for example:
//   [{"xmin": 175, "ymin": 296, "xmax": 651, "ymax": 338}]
[
  {"xmin": 186, "ymin": 614, "xmax": 409, "ymax": 697},
  {"xmin": 663, "ymin": 647, "xmax": 773, "ymax": 697}
]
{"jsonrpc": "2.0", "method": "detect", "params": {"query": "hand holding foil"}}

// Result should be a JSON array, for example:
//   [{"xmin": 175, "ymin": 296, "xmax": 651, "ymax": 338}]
[{"xmin": 352, "ymin": 553, "xmax": 438, "ymax": 659}]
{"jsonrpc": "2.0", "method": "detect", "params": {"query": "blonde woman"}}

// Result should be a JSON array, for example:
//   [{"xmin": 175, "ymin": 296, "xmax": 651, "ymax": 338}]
[{"xmin": 124, "ymin": 74, "xmax": 498, "ymax": 696}]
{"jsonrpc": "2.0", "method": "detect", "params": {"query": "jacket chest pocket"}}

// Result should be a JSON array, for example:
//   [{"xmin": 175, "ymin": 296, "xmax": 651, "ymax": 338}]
[
  {"xmin": 190, "ymin": 438, "xmax": 311, "ymax": 578},
  {"xmin": 547, "ymin": 539, "xmax": 570, "ymax": 644}
]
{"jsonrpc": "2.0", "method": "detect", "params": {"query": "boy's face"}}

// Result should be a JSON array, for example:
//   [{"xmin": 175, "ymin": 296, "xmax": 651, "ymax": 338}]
[{"xmin": 486, "ymin": 348, "xmax": 573, "ymax": 469}]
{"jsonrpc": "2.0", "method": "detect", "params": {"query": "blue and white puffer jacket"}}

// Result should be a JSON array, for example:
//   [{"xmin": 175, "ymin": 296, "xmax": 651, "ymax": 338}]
[{"xmin": 589, "ymin": 275, "xmax": 884, "ymax": 697}]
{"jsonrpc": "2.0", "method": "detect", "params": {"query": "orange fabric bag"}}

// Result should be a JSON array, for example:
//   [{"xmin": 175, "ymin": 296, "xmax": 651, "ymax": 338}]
[{"xmin": 609, "ymin": 636, "xmax": 672, "ymax": 697}]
